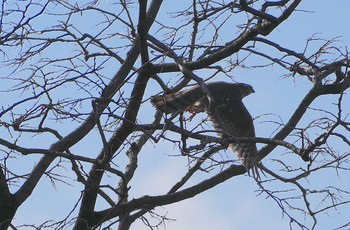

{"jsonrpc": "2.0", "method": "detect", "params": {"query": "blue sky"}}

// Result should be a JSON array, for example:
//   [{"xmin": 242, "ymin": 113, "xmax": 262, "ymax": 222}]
[{"xmin": 2, "ymin": 1, "xmax": 350, "ymax": 229}]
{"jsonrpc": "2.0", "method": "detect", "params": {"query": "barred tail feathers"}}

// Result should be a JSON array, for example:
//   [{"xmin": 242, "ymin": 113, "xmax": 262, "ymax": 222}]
[
  {"xmin": 229, "ymin": 143, "xmax": 261, "ymax": 178},
  {"xmin": 229, "ymin": 143, "xmax": 256, "ymax": 169}
]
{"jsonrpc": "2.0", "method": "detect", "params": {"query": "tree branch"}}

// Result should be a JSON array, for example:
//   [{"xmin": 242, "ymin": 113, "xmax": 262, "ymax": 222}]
[{"xmin": 94, "ymin": 164, "xmax": 246, "ymax": 226}]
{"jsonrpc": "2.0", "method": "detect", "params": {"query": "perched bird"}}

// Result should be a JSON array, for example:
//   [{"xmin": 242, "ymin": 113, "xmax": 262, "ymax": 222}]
[{"xmin": 151, "ymin": 81, "xmax": 258, "ymax": 175}]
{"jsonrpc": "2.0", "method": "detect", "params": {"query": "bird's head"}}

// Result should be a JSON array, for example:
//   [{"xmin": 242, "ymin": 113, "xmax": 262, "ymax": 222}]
[{"xmin": 237, "ymin": 83, "xmax": 255, "ymax": 98}]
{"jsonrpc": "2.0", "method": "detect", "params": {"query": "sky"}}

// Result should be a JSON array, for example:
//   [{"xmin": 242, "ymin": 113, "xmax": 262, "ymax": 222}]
[{"xmin": 2, "ymin": 1, "xmax": 350, "ymax": 230}]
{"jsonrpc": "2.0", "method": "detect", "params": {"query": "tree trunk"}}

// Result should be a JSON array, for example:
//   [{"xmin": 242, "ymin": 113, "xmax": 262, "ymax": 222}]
[{"xmin": 0, "ymin": 194, "xmax": 17, "ymax": 229}]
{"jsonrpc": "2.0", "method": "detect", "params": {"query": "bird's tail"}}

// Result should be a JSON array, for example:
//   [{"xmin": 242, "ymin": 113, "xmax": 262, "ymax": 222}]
[
  {"xmin": 230, "ymin": 143, "xmax": 262, "ymax": 179},
  {"xmin": 151, "ymin": 87, "xmax": 205, "ymax": 114}
]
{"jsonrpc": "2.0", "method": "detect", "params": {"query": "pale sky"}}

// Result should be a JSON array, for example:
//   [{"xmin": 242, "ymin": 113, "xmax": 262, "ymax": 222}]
[{"xmin": 4, "ymin": 1, "xmax": 350, "ymax": 229}]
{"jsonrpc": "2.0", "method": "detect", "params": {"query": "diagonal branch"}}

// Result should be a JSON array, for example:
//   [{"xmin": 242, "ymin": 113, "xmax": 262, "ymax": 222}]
[
  {"xmin": 74, "ymin": 2, "xmax": 164, "ymax": 228},
  {"xmin": 150, "ymin": 0, "xmax": 302, "ymax": 73},
  {"xmin": 94, "ymin": 164, "xmax": 246, "ymax": 226},
  {"xmin": 257, "ymin": 72, "xmax": 350, "ymax": 161}
]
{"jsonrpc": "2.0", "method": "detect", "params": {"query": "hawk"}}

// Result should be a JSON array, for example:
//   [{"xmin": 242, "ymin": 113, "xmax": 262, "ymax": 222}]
[{"xmin": 151, "ymin": 81, "xmax": 258, "ymax": 175}]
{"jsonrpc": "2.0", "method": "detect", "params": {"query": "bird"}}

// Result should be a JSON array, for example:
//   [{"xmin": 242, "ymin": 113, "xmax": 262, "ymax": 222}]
[{"xmin": 151, "ymin": 81, "xmax": 259, "ymax": 176}]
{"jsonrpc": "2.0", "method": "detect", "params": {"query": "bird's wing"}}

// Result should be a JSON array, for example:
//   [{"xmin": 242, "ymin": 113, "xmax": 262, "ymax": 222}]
[
  {"xmin": 207, "ymin": 98, "xmax": 257, "ymax": 169},
  {"xmin": 151, "ymin": 86, "xmax": 207, "ymax": 114}
]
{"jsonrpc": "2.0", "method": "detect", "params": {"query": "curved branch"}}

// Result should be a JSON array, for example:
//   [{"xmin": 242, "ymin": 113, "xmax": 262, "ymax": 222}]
[
  {"xmin": 257, "ymin": 77, "xmax": 350, "ymax": 161},
  {"xmin": 150, "ymin": 0, "xmax": 302, "ymax": 73},
  {"xmin": 94, "ymin": 164, "xmax": 246, "ymax": 226},
  {"xmin": 75, "ymin": 2, "xmax": 164, "ymax": 228}
]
